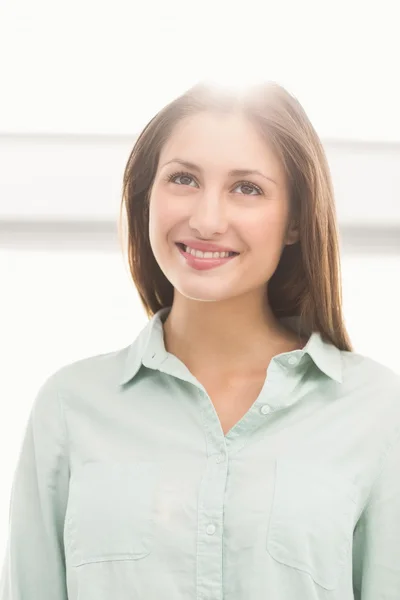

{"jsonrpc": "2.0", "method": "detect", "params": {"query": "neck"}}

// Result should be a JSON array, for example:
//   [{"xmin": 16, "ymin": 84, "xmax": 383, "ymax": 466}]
[{"xmin": 162, "ymin": 289, "xmax": 303, "ymax": 376}]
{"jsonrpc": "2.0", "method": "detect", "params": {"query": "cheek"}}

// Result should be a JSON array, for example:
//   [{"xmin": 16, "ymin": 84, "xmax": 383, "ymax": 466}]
[
  {"xmin": 242, "ymin": 206, "xmax": 289, "ymax": 250},
  {"xmin": 149, "ymin": 193, "xmax": 190, "ymax": 256},
  {"xmin": 149, "ymin": 194, "xmax": 187, "ymax": 234},
  {"xmin": 149, "ymin": 194, "xmax": 173, "ymax": 240}
]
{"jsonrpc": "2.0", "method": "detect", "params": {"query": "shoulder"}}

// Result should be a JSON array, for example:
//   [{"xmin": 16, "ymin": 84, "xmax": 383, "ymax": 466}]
[
  {"xmin": 339, "ymin": 348, "xmax": 400, "ymax": 421},
  {"xmin": 34, "ymin": 343, "xmax": 132, "ymax": 407},
  {"xmin": 340, "ymin": 348, "xmax": 400, "ymax": 385}
]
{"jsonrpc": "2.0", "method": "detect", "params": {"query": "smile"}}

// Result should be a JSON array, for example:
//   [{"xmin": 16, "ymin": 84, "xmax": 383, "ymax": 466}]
[
  {"xmin": 175, "ymin": 243, "xmax": 240, "ymax": 271},
  {"xmin": 178, "ymin": 243, "xmax": 237, "ymax": 259}
]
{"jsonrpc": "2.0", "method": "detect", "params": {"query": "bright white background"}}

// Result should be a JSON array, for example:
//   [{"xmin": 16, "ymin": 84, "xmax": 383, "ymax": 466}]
[
  {"xmin": 0, "ymin": 0, "xmax": 400, "ymax": 141},
  {"xmin": 1, "ymin": 0, "xmax": 400, "ymax": 568}
]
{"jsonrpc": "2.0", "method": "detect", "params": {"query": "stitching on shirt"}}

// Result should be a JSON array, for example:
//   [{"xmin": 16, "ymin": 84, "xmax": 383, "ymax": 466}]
[
  {"xmin": 57, "ymin": 389, "xmax": 71, "ymax": 477},
  {"xmin": 360, "ymin": 421, "xmax": 400, "ymax": 517}
]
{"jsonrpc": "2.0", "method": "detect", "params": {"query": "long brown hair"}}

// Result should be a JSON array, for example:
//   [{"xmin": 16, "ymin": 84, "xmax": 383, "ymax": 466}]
[{"xmin": 120, "ymin": 81, "xmax": 352, "ymax": 352}]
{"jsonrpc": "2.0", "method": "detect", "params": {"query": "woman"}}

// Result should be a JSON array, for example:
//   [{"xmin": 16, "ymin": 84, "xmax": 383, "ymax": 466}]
[{"xmin": 1, "ymin": 81, "xmax": 399, "ymax": 600}]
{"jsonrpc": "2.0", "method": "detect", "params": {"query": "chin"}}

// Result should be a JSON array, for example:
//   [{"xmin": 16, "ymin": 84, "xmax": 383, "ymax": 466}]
[
  {"xmin": 177, "ymin": 289, "xmax": 227, "ymax": 303},
  {"xmin": 173, "ymin": 280, "xmax": 241, "ymax": 304}
]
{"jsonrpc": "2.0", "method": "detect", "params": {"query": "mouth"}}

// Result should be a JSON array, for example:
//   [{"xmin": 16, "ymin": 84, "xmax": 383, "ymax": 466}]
[
  {"xmin": 175, "ymin": 243, "xmax": 239, "ymax": 259},
  {"xmin": 175, "ymin": 243, "xmax": 240, "ymax": 271}
]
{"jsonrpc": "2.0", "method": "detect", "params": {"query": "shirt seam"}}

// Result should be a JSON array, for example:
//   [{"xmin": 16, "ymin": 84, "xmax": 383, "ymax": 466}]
[
  {"xmin": 57, "ymin": 389, "xmax": 71, "ymax": 477},
  {"xmin": 361, "ymin": 420, "xmax": 400, "ymax": 516}
]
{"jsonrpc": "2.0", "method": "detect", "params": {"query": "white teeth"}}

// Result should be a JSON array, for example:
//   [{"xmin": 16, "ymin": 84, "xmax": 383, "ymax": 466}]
[{"xmin": 182, "ymin": 245, "xmax": 235, "ymax": 259}]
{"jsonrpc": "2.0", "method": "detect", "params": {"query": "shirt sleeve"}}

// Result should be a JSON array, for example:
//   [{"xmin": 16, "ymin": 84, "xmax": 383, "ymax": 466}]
[
  {"xmin": 352, "ymin": 424, "xmax": 400, "ymax": 600},
  {"xmin": 0, "ymin": 374, "xmax": 70, "ymax": 599}
]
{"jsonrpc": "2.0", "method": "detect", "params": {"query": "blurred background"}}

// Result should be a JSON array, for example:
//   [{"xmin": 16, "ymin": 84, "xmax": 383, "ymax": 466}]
[{"xmin": 1, "ymin": 0, "xmax": 399, "ymax": 564}]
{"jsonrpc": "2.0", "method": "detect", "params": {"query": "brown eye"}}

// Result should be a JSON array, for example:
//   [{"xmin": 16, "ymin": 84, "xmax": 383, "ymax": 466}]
[
  {"xmin": 233, "ymin": 182, "xmax": 262, "ymax": 195},
  {"xmin": 167, "ymin": 171, "xmax": 197, "ymax": 187}
]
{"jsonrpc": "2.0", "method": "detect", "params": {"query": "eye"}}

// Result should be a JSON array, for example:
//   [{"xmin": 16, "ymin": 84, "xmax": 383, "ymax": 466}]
[
  {"xmin": 166, "ymin": 171, "xmax": 263, "ymax": 196},
  {"xmin": 233, "ymin": 181, "xmax": 263, "ymax": 196},
  {"xmin": 167, "ymin": 171, "xmax": 198, "ymax": 187}
]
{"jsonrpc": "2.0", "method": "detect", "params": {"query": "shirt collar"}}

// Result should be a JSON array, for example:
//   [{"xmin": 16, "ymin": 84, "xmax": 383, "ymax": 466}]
[
  {"xmin": 280, "ymin": 315, "xmax": 343, "ymax": 383},
  {"xmin": 119, "ymin": 308, "xmax": 343, "ymax": 386},
  {"xmin": 120, "ymin": 308, "xmax": 170, "ymax": 386}
]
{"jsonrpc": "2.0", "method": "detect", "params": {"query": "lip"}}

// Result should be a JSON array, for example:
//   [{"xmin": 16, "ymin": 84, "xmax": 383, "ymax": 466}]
[
  {"xmin": 176, "ymin": 239, "xmax": 239, "ymax": 253},
  {"xmin": 176, "ymin": 243, "xmax": 239, "ymax": 271}
]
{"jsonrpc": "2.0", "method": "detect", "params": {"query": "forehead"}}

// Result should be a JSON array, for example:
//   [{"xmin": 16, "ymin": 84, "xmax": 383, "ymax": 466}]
[{"xmin": 159, "ymin": 111, "xmax": 282, "ymax": 174}]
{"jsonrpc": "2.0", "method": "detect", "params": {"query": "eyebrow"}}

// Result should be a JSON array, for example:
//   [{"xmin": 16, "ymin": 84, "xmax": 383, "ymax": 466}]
[{"xmin": 161, "ymin": 158, "xmax": 278, "ymax": 186}]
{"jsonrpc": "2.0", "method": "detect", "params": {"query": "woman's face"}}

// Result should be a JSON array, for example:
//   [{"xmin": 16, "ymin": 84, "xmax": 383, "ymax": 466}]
[{"xmin": 148, "ymin": 111, "xmax": 298, "ymax": 304}]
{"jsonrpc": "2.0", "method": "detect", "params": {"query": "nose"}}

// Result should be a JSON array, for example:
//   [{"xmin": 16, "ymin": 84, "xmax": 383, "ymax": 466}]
[{"xmin": 188, "ymin": 192, "xmax": 229, "ymax": 238}]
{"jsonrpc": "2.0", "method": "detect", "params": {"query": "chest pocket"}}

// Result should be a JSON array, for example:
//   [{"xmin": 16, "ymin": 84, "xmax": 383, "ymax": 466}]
[
  {"xmin": 65, "ymin": 462, "xmax": 157, "ymax": 567},
  {"xmin": 266, "ymin": 457, "xmax": 357, "ymax": 591}
]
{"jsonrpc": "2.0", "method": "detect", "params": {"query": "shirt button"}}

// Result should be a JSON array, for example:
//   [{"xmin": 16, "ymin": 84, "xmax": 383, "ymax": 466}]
[
  {"xmin": 216, "ymin": 454, "xmax": 225, "ymax": 463},
  {"xmin": 260, "ymin": 404, "xmax": 271, "ymax": 415},
  {"xmin": 206, "ymin": 524, "xmax": 216, "ymax": 535},
  {"xmin": 288, "ymin": 356, "xmax": 298, "ymax": 365}
]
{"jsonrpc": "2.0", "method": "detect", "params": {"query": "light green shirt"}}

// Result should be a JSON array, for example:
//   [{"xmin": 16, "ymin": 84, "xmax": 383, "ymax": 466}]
[{"xmin": 1, "ymin": 307, "xmax": 400, "ymax": 600}]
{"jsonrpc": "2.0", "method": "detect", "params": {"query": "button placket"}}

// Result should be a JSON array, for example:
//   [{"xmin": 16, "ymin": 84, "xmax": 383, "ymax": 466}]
[{"xmin": 195, "ymin": 387, "xmax": 227, "ymax": 600}]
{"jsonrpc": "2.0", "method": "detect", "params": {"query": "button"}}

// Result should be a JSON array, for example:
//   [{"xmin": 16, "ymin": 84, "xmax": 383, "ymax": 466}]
[
  {"xmin": 216, "ymin": 454, "xmax": 225, "ymax": 463},
  {"xmin": 260, "ymin": 404, "xmax": 271, "ymax": 415},
  {"xmin": 287, "ymin": 356, "xmax": 298, "ymax": 365},
  {"xmin": 206, "ymin": 524, "xmax": 216, "ymax": 535}
]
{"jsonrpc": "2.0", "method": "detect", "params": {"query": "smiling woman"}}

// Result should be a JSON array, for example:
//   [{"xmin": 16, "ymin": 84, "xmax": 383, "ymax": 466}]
[
  {"xmin": 147, "ymin": 109, "xmax": 300, "ymax": 311},
  {"xmin": 2, "ymin": 80, "xmax": 400, "ymax": 600},
  {"xmin": 122, "ymin": 81, "xmax": 350, "ymax": 351}
]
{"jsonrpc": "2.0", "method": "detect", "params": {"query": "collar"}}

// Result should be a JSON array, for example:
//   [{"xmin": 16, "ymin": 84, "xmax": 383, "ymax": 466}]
[
  {"xmin": 120, "ymin": 308, "xmax": 170, "ymax": 386},
  {"xmin": 119, "ymin": 308, "xmax": 343, "ymax": 386},
  {"xmin": 280, "ymin": 315, "xmax": 343, "ymax": 383}
]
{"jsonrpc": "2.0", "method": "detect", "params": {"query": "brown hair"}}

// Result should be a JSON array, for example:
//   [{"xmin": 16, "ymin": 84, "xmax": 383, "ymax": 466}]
[{"xmin": 120, "ymin": 81, "xmax": 352, "ymax": 351}]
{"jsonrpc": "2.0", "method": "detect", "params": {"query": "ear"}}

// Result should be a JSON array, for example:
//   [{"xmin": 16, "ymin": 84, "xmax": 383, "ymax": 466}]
[{"xmin": 285, "ymin": 219, "xmax": 300, "ymax": 246}]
